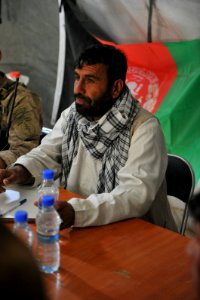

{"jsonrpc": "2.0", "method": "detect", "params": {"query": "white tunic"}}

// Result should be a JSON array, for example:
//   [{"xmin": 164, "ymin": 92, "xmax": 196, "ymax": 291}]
[{"xmin": 16, "ymin": 107, "xmax": 168, "ymax": 227}]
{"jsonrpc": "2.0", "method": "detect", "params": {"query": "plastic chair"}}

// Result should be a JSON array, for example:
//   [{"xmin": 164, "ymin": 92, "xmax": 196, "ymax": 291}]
[{"xmin": 165, "ymin": 154, "xmax": 195, "ymax": 235}]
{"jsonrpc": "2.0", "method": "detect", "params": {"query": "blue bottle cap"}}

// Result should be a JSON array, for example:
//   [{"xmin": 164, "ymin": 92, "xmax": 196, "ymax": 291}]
[
  {"xmin": 41, "ymin": 195, "xmax": 54, "ymax": 207},
  {"xmin": 42, "ymin": 169, "xmax": 54, "ymax": 180},
  {"xmin": 14, "ymin": 210, "xmax": 28, "ymax": 222}
]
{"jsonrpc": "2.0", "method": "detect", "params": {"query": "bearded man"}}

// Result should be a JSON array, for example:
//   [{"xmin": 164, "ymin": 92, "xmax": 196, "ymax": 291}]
[{"xmin": 0, "ymin": 44, "xmax": 177, "ymax": 232}]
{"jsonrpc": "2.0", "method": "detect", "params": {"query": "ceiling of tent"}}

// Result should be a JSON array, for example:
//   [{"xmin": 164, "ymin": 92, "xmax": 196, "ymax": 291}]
[
  {"xmin": 0, "ymin": 0, "xmax": 59, "ymax": 128},
  {"xmin": 76, "ymin": 0, "xmax": 200, "ymax": 43},
  {"xmin": 55, "ymin": 0, "xmax": 200, "ymax": 120},
  {"xmin": 0, "ymin": 0, "xmax": 200, "ymax": 128}
]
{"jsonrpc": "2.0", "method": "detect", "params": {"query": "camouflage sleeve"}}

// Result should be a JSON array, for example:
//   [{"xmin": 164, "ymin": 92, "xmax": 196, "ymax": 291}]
[{"xmin": 0, "ymin": 85, "xmax": 43, "ymax": 167}]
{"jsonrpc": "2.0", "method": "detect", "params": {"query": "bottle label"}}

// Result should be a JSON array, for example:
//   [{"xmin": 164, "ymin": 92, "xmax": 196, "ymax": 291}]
[{"xmin": 37, "ymin": 233, "xmax": 59, "ymax": 244}]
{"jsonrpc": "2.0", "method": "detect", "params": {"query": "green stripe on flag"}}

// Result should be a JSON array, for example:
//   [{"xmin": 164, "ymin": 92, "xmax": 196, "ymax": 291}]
[{"xmin": 156, "ymin": 39, "xmax": 200, "ymax": 184}]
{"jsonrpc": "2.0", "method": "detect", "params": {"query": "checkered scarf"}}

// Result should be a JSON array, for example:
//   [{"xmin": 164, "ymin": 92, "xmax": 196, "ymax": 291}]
[{"xmin": 61, "ymin": 87, "xmax": 139, "ymax": 193}]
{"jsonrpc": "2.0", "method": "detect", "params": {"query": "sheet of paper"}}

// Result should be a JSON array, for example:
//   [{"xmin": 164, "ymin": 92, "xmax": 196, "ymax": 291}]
[
  {"xmin": 0, "ymin": 185, "xmax": 39, "ymax": 221},
  {"xmin": 0, "ymin": 189, "xmax": 20, "ymax": 204},
  {"xmin": 0, "ymin": 189, "xmax": 20, "ymax": 216}
]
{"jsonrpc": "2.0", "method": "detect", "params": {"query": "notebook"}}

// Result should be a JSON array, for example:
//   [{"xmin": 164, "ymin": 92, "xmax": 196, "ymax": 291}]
[{"xmin": 0, "ymin": 185, "xmax": 39, "ymax": 222}]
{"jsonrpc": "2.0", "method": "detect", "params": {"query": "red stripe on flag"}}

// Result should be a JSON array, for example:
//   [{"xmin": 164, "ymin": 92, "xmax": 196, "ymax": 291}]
[{"xmin": 98, "ymin": 39, "xmax": 177, "ymax": 113}]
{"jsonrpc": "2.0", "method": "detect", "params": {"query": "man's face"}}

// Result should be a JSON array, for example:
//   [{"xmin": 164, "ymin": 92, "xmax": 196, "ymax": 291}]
[{"xmin": 74, "ymin": 63, "xmax": 115, "ymax": 118}]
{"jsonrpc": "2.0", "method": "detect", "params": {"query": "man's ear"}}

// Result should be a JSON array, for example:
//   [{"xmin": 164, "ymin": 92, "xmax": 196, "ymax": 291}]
[{"xmin": 111, "ymin": 79, "xmax": 124, "ymax": 99}]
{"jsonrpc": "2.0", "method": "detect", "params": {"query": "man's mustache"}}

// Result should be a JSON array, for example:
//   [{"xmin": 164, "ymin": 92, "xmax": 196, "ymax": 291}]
[{"xmin": 74, "ymin": 94, "xmax": 91, "ymax": 104}]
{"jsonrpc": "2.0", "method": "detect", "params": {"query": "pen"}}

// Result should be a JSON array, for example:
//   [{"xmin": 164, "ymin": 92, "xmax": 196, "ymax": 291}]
[{"xmin": 0, "ymin": 198, "xmax": 27, "ymax": 217}]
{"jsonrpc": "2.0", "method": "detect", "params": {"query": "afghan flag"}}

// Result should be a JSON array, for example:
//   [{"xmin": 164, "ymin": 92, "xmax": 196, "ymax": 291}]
[{"xmin": 100, "ymin": 38, "xmax": 200, "ymax": 184}]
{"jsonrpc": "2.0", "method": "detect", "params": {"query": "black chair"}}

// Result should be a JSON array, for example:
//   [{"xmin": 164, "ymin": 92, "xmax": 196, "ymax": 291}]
[
  {"xmin": 165, "ymin": 154, "xmax": 195, "ymax": 235},
  {"xmin": 39, "ymin": 127, "xmax": 52, "ymax": 143}
]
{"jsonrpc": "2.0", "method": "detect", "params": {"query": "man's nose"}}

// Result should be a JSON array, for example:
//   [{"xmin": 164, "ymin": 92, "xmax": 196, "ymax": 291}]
[{"xmin": 74, "ymin": 79, "xmax": 85, "ymax": 94}]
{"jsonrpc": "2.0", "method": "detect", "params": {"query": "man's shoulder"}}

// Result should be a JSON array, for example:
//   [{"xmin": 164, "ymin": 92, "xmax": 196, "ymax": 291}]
[
  {"xmin": 11, "ymin": 83, "xmax": 42, "ymax": 108},
  {"xmin": 131, "ymin": 106, "xmax": 157, "ymax": 134},
  {"xmin": 134, "ymin": 105, "xmax": 155, "ymax": 123},
  {"xmin": 1, "ymin": 76, "xmax": 40, "ymax": 101},
  {"xmin": 61, "ymin": 104, "xmax": 74, "ymax": 117},
  {"xmin": 17, "ymin": 83, "xmax": 38, "ymax": 97}
]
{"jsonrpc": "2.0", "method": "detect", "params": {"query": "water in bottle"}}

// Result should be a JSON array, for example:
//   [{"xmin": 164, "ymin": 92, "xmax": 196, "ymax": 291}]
[
  {"xmin": 38, "ymin": 169, "xmax": 59, "ymax": 208},
  {"xmin": 36, "ymin": 195, "xmax": 61, "ymax": 273},
  {"xmin": 13, "ymin": 210, "xmax": 33, "ymax": 248}
]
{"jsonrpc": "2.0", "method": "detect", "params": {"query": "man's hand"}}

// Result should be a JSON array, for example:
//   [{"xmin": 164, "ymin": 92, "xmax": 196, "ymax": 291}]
[
  {"xmin": 0, "ymin": 164, "xmax": 34, "ymax": 193},
  {"xmin": 54, "ymin": 201, "xmax": 75, "ymax": 229}
]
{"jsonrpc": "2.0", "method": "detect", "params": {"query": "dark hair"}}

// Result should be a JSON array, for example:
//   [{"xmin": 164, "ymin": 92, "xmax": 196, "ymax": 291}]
[{"xmin": 75, "ymin": 44, "xmax": 127, "ymax": 87}]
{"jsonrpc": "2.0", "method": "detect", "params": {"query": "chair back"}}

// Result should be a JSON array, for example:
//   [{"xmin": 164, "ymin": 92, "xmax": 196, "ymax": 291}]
[{"xmin": 166, "ymin": 154, "xmax": 195, "ymax": 235}]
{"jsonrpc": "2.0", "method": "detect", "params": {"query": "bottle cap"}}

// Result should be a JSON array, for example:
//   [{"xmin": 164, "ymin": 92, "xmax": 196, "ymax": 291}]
[
  {"xmin": 41, "ymin": 195, "xmax": 54, "ymax": 207},
  {"xmin": 42, "ymin": 169, "xmax": 54, "ymax": 180},
  {"xmin": 14, "ymin": 210, "xmax": 28, "ymax": 222}
]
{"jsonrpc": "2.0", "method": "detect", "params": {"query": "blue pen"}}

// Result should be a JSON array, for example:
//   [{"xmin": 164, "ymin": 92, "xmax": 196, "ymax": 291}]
[{"xmin": 0, "ymin": 198, "xmax": 27, "ymax": 217}]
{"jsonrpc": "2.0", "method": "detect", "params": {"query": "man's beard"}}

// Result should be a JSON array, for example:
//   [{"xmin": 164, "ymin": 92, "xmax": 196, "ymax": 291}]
[{"xmin": 74, "ymin": 90, "xmax": 115, "ymax": 119}]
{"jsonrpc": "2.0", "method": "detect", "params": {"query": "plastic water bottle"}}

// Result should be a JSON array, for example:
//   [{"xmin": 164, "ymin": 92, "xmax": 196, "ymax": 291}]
[
  {"xmin": 36, "ymin": 195, "xmax": 61, "ymax": 273},
  {"xmin": 38, "ymin": 169, "xmax": 59, "ymax": 209},
  {"xmin": 13, "ymin": 210, "xmax": 33, "ymax": 248}
]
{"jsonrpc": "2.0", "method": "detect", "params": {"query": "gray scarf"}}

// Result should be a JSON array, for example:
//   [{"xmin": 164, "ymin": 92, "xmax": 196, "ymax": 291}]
[{"xmin": 61, "ymin": 87, "xmax": 139, "ymax": 193}]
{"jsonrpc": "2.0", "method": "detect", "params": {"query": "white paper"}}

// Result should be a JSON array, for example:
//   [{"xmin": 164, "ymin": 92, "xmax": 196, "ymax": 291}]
[
  {"xmin": 0, "ymin": 189, "xmax": 20, "ymax": 215},
  {"xmin": 0, "ymin": 189, "xmax": 20, "ymax": 204},
  {"xmin": 0, "ymin": 185, "xmax": 39, "ymax": 220}
]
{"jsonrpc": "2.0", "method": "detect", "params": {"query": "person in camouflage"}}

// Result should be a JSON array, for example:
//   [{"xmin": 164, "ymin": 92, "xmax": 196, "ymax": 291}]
[{"xmin": 0, "ymin": 50, "xmax": 43, "ymax": 168}]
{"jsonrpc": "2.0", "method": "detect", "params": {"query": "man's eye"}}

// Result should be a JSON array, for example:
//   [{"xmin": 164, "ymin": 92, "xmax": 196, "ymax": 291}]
[{"xmin": 87, "ymin": 78, "xmax": 95, "ymax": 83}]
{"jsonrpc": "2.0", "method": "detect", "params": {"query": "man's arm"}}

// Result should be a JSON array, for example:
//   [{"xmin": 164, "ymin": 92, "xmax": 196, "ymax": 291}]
[
  {"xmin": 0, "ymin": 165, "xmax": 34, "ymax": 192},
  {"xmin": 0, "ymin": 108, "xmax": 67, "ymax": 192},
  {"xmin": 0, "ymin": 87, "xmax": 42, "ymax": 167},
  {"xmin": 54, "ymin": 201, "xmax": 75, "ymax": 229},
  {"xmin": 10, "ymin": 108, "xmax": 70, "ymax": 186},
  {"xmin": 51, "ymin": 118, "xmax": 168, "ymax": 229},
  {"xmin": 65, "ymin": 118, "xmax": 168, "ymax": 227}
]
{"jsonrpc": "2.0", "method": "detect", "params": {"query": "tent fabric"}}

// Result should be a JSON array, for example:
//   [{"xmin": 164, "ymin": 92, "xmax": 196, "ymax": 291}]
[
  {"xmin": 60, "ymin": 0, "xmax": 200, "ymax": 113},
  {"xmin": 76, "ymin": 0, "xmax": 200, "ymax": 44},
  {"xmin": 53, "ymin": 0, "xmax": 100, "ymax": 123},
  {"xmin": 0, "ymin": 0, "xmax": 200, "ymax": 183},
  {"xmin": 0, "ymin": 0, "xmax": 59, "ymax": 127},
  {"xmin": 1, "ymin": 0, "xmax": 200, "ymax": 126},
  {"xmin": 51, "ymin": 2, "xmax": 66, "ymax": 125}
]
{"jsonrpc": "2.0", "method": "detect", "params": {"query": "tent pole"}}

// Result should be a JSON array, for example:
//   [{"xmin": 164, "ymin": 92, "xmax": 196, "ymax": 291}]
[
  {"xmin": 147, "ymin": 0, "xmax": 156, "ymax": 42},
  {"xmin": 51, "ymin": 0, "xmax": 66, "ymax": 125}
]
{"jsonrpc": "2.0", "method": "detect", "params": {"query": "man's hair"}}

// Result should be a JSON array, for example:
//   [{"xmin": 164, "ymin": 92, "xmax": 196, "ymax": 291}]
[{"xmin": 75, "ymin": 44, "xmax": 127, "ymax": 87}]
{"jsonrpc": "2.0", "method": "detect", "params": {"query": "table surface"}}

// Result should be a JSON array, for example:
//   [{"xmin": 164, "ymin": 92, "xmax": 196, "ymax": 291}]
[
  {"xmin": 41, "ymin": 189, "xmax": 197, "ymax": 300},
  {"xmin": 4, "ymin": 187, "xmax": 197, "ymax": 300}
]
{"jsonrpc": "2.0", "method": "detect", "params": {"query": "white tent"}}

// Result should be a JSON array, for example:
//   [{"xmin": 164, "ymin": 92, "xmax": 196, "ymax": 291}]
[{"xmin": 1, "ymin": 0, "xmax": 199, "ymax": 127}]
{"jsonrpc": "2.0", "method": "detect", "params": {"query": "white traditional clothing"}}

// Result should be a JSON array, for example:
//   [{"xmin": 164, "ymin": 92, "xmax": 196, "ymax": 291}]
[{"xmin": 15, "ymin": 91, "xmax": 177, "ymax": 231}]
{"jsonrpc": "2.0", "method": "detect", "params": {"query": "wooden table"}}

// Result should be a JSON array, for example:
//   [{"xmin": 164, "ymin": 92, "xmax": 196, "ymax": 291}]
[{"xmin": 41, "ymin": 189, "xmax": 197, "ymax": 300}]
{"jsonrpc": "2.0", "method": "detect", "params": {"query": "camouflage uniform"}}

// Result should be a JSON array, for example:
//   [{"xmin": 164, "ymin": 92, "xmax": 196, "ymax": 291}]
[{"xmin": 0, "ymin": 72, "xmax": 43, "ymax": 167}]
